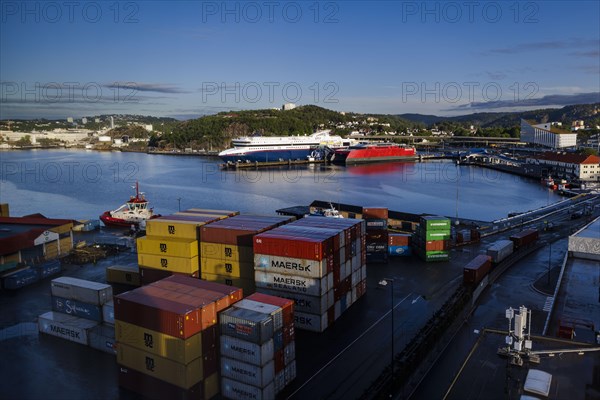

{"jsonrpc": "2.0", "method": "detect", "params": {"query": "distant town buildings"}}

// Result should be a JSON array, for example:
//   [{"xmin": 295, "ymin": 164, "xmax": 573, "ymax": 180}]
[
  {"xmin": 526, "ymin": 152, "xmax": 600, "ymax": 181},
  {"xmin": 282, "ymin": 103, "xmax": 296, "ymax": 110},
  {"xmin": 520, "ymin": 119, "xmax": 577, "ymax": 149}
]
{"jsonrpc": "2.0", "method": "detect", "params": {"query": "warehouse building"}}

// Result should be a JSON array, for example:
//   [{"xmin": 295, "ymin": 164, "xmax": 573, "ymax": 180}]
[{"xmin": 520, "ymin": 119, "xmax": 577, "ymax": 149}]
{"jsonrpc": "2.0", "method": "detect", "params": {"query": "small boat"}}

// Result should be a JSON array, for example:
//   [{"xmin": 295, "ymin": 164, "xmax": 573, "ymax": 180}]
[
  {"xmin": 99, "ymin": 182, "xmax": 160, "ymax": 228},
  {"xmin": 308, "ymin": 203, "xmax": 344, "ymax": 218}
]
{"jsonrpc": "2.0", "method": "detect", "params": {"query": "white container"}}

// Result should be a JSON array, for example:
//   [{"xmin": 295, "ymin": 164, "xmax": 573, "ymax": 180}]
[
  {"xmin": 487, "ymin": 240, "xmax": 514, "ymax": 263},
  {"xmin": 254, "ymin": 271, "xmax": 333, "ymax": 297},
  {"xmin": 219, "ymin": 307, "xmax": 274, "ymax": 345},
  {"xmin": 51, "ymin": 277, "xmax": 112, "ymax": 305},
  {"xmin": 221, "ymin": 357, "xmax": 275, "ymax": 388},
  {"xmin": 361, "ymin": 264, "xmax": 367, "ymax": 281},
  {"xmin": 294, "ymin": 311, "xmax": 328, "ymax": 332},
  {"xmin": 222, "ymin": 377, "xmax": 275, "ymax": 400},
  {"xmin": 254, "ymin": 254, "xmax": 328, "ymax": 278},
  {"xmin": 38, "ymin": 311, "xmax": 98, "ymax": 345},
  {"xmin": 102, "ymin": 300, "xmax": 114, "ymax": 325},
  {"xmin": 89, "ymin": 323, "xmax": 116, "ymax": 355},
  {"xmin": 257, "ymin": 288, "xmax": 332, "ymax": 315},
  {"xmin": 283, "ymin": 342, "xmax": 295, "ymax": 365},
  {"xmin": 233, "ymin": 299, "xmax": 283, "ymax": 331},
  {"xmin": 220, "ymin": 335, "xmax": 274, "ymax": 367}
]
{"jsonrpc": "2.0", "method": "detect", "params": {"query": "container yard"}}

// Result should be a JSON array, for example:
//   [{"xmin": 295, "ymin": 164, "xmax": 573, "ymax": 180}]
[{"xmin": 413, "ymin": 216, "xmax": 451, "ymax": 262}]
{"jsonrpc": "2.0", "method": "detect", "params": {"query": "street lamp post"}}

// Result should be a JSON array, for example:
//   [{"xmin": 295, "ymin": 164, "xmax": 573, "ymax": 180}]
[
  {"xmin": 177, "ymin": 197, "xmax": 181, "ymax": 212},
  {"xmin": 379, "ymin": 278, "xmax": 395, "ymax": 395}
]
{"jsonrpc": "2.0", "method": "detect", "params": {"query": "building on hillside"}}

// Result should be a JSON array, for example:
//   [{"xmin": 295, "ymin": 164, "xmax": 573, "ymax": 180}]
[
  {"xmin": 526, "ymin": 152, "xmax": 600, "ymax": 181},
  {"xmin": 520, "ymin": 119, "xmax": 577, "ymax": 149},
  {"xmin": 0, "ymin": 214, "xmax": 74, "ymax": 265}
]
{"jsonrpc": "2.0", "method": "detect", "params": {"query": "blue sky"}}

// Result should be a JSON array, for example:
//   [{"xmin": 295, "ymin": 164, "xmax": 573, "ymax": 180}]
[{"xmin": 1, "ymin": 1, "xmax": 599, "ymax": 119}]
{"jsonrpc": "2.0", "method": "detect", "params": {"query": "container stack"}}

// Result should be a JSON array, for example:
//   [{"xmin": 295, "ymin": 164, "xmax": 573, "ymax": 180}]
[
  {"xmin": 253, "ymin": 216, "xmax": 367, "ymax": 332},
  {"xmin": 486, "ymin": 239, "xmax": 514, "ymax": 264},
  {"xmin": 137, "ymin": 210, "xmax": 237, "ymax": 285},
  {"xmin": 456, "ymin": 228, "xmax": 481, "ymax": 245},
  {"xmin": 219, "ymin": 292, "xmax": 296, "ymax": 398},
  {"xmin": 413, "ymin": 216, "xmax": 451, "ymax": 262},
  {"xmin": 106, "ymin": 265, "xmax": 140, "ymax": 287},
  {"xmin": 38, "ymin": 277, "xmax": 114, "ymax": 353},
  {"xmin": 1, "ymin": 260, "xmax": 62, "ymax": 290},
  {"xmin": 363, "ymin": 207, "xmax": 389, "ymax": 264},
  {"xmin": 199, "ymin": 215, "xmax": 293, "ymax": 295},
  {"xmin": 388, "ymin": 233, "xmax": 412, "ymax": 257},
  {"xmin": 114, "ymin": 275, "xmax": 243, "ymax": 400}
]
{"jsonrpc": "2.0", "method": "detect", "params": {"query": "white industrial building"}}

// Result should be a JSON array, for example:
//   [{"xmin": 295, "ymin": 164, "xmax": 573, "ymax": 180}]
[
  {"xmin": 520, "ymin": 119, "xmax": 577, "ymax": 149},
  {"xmin": 526, "ymin": 152, "xmax": 600, "ymax": 181}
]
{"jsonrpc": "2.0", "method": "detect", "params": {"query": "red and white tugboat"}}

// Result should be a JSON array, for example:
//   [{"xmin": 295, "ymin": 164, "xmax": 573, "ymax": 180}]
[{"xmin": 99, "ymin": 182, "xmax": 160, "ymax": 228}]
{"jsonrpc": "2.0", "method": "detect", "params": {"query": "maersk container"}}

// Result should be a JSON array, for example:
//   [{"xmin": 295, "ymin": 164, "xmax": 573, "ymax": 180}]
[
  {"xmin": 233, "ymin": 299, "xmax": 283, "ymax": 331},
  {"xmin": 388, "ymin": 245, "xmax": 411, "ymax": 257},
  {"xmin": 257, "ymin": 288, "xmax": 332, "ymax": 315},
  {"xmin": 294, "ymin": 311, "xmax": 328, "ymax": 332},
  {"xmin": 254, "ymin": 254, "xmax": 328, "ymax": 279},
  {"xmin": 487, "ymin": 240, "xmax": 514, "ymax": 264},
  {"xmin": 38, "ymin": 311, "xmax": 98, "ymax": 345},
  {"xmin": 220, "ymin": 335, "xmax": 274, "ymax": 366},
  {"xmin": 3, "ymin": 268, "xmax": 39, "ymax": 289},
  {"xmin": 102, "ymin": 300, "xmax": 114, "ymax": 325},
  {"xmin": 219, "ymin": 307, "xmax": 274, "ymax": 345},
  {"xmin": 51, "ymin": 276, "xmax": 112, "ymax": 305},
  {"xmin": 51, "ymin": 296, "xmax": 103, "ymax": 322},
  {"xmin": 254, "ymin": 271, "xmax": 334, "ymax": 297},
  {"xmin": 222, "ymin": 377, "xmax": 275, "ymax": 400},
  {"xmin": 88, "ymin": 323, "xmax": 116, "ymax": 355},
  {"xmin": 221, "ymin": 357, "xmax": 275, "ymax": 389},
  {"xmin": 36, "ymin": 260, "xmax": 61, "ymax": 279}
]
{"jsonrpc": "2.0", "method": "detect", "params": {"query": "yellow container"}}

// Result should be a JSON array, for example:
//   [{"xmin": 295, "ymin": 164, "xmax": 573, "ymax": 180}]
[
  {"xmin": 181, "ymin": 208, "xmax": 239, "ymax": 216},
  {"xmin": 59, "ymin": 236, "xmax": 72, "ymax": 254},
  {"xmin": 107, "ymin": 265, "xmax": 140, "ymax": 286},
  {"xmin": 115, "ymin": 320, "xmax": 215, "ymax": 364},
  {"xmin": 200, "ymin": 258, "xmax": 254, "ymax": 279},
  {"xmin": 45, "ymin": 241, "xmax": 59, "ymax": 258},
  {"xmin": 138, "ymin": 254, "xmax": 199, "ymax": 275},
  {"xmin": 136, "ymin": 236, "xmax": 198, "ymax": 258},
  {"xmin": 146, "ymin": 219, "xmax": 206, "ymax": 240},
  {"xmin": 199, "ymin": 242, "xmax": 253, "ymax": 262},
  {"xmin": 117, "ymin": 343, "xmax": 206, "ymax": 389},
  {"xmin": 0, "ymin": 203, "xmax": 9, "ymax": 217},
  {"xmin": 200, "ymin": 272, "xmax": 255, "ymax": 295}
]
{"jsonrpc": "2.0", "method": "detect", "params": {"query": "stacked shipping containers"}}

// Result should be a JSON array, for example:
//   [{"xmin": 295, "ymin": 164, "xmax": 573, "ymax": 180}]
[
  {"xmin": 413, "ymin": 216, "xmax": 451, "ymax": 262},
  {"xmin": 114, "ymin": 275, "xmax": 243, "ymax": 400},
  {"xmin": 363, "ymin": 207, "xmax": 389, "ymax": 264},
  {"xmin": 137, "ymin": 210, "xmax": 237, "ymax": 285},
  {"xmin": 253, "ymin": 216, "xmax": 367, "ymax": 332},
  {"xmin": 219, "ymin": 292, "xmax": 296, "ymax": 398},
  {"xmin": 388, "ymin": 233, "xmax": 412, "ymax": 257},
  {"xmin": 200, "ymin": 215, "xmax": 293, "ymax": 295},
  {"xmin": 38, "ymin": 277, "xmax": 115, "ymax": 353}
]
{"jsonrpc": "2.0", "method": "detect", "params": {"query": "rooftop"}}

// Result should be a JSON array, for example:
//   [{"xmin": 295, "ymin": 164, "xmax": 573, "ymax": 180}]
[{"xmin": 534, "ymin": 152, "xmax": 600, "ymax": 165}]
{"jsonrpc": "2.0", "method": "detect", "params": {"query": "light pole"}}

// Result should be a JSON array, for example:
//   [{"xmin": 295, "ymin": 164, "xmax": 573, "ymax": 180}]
[
  {"xmin": 379, "ymin": 277, "xmax": 395, "ymax": 395},
  {"xmin": 176, "ymin": 197, "xmax": 181, "ymax": 212}
]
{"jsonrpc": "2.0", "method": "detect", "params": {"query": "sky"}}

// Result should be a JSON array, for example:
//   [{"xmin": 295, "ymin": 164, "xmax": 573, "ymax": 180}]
[{"xmin": 1, "ymin": 0, "xmax": 599, "ymax": 120}]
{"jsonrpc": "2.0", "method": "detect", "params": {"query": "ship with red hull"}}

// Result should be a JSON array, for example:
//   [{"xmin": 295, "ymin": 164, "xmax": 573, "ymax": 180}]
[
  {"xmin": 99, "ymin": 182, "xmax": 160, "ymax": 228},
  {"xmin": 330, "ymin": 143, "xmax": 417, "ymax": 164}
]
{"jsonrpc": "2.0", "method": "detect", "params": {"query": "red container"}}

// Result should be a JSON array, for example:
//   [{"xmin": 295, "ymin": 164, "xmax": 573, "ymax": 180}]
[
  {"xmin": 362, "ymin": 207, "xmax": 388, "ymax": 219},
  {"xmin": 424, "ymin": 240, "xmax": 449, "ymax": 251},
  {"xmin": 388, "ymin": 234, "xmax": 410, "ymax": 246},
  {"xmin": 509, "ymin": 229, "xmax": 539, "ymax": 249},
  {"xmin": 470, "ymin": 229, "xmax": 481, "ymax": 241},
  {"xmin": 139, "ymin": 267, "xmax": 199, "ymax": 285},
  {"xmin": 200, "ymin": 215, "xmax": 292, "ymax": 246},
  {"xmin": 463, "ymin": 255, "xmax": 492, "ymax": 285},
  {"xmin": 274, "ymin": 348, "xmax": 285, "ymax": 373},
  {"xmin": 114, "ymin": 286, "xmax": 217, "ymax": 339},
  {"xmin": 158, "ymin": 275, "xmax": 243, "ymax": 311},
  {"xmin": 246, "ymin": 292, "xmax": 294, "ymax": 327},
  {"xmin": 118, "ymin": 365, "xmax": 217, "ymax": 400},
  {"xmin": 283, "ymin": 324, "xmax": 295, "ymax": 345},
  {"xmin": 334, "ymin": 277, "xmax": 351, "ymax": 301}
]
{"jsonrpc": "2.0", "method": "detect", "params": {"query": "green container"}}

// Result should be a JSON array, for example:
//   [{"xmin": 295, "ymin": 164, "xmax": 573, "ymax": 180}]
[
  {"xmin": 420, "ymin": 216, "xmax": 451, "ymax": 231},
  {"xmin": 422, "ymin": 231, "xmax": 451, "ymax": 241},
  {"xmin": 416, "ymin": 248, "xmax": 450, "ymax": 262}
]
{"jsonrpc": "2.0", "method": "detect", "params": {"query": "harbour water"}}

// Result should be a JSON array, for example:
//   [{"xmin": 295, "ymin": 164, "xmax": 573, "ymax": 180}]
[{"xmin": 0, "ymin": 149, "xmax": 561, "ymax": 221}]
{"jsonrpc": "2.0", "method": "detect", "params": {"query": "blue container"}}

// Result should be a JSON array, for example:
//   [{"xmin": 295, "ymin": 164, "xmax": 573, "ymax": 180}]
[
  {"xmin": 389, "ymin": 245, "xmax": 412, "ymax": 257},
  {"xmin": 36, "ymin": 261, "xmax": 62, "ymax": 279},
  {"xmin": 3, "ymin": 268, "xmax": 39, "ymax": 290},
  {"xmin": 51, "ymin": 296, "xmax": 103, "ymax": 322}
]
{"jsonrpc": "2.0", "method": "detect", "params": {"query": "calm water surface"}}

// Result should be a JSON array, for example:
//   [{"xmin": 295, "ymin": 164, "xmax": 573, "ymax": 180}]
[{"xmin": 0, "ymin": 149, "xmax": 561, "ymax": 221}]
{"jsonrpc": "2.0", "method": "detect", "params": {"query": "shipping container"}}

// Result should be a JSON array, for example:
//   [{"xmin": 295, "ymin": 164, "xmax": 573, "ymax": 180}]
[
  {"xmin": 103, "ymin": 301, "xmax": 115, "ymax": 325},
  {"xmin": 114, "ymin": 285, "xmax": 217, "ymax": 339},
  {"xmin": 232, "ymin": 299, "xmax": 283, "ymax": 331},
  {"xmin": 106, "ymin": 265, "xmax": 140, "ymax": 286},
  {"xmin": 38, "ymin": 311, "xmax": 98, "ymax": 345},
  {"xmin": 180, "ymin": 208, "xmax": 239, "ymax": 217},
  {"xmin": 117, "ymin": 343, "xmax": 214, "ymax": 389},
  {"xmin": 220, "ymin": 335, "xmax": 274, "ymax": 367},
  {"xmin": 116, "ymin": 320, "xmax": 217, "ymax": 364},
  {"xmin": 364, "ymin": 219, "xmax": 387, "ymax": 230},
  {"xmin": 366, "ymin": 243, "xmax": 388, "ymax": 253},
  {"xmin": 388, "ymin": 234, "xmax": 411, "ymax": 247},
  {"xmin": 274, "ymin": 370, "xmax": 285, "ymax": 395},
  {"xmin": 89, "ymin": 323, "xmax": 116, "ymax": 355},
  {"xmin": 200, "ymin": 243, "xmax": 254, "ymax": 263},
  {"xmin": 388, "ymin": 245, "xmax": 411, "ymax": 257},
  {"xmin": 201, "ymin": 258, "xmax": 254, "ymax": 280},
  {"xmin": 254, "ymin": 271, "xmax": 333, "ymax": 297},
  {"xmin": 221, "ymin": 357, "xmax": 275, "ymax": 389},
  {"xmin": 366, "ymin": 230, "xmax": 389, "ymax": 243},
  {"xmin": 51, "ymin": 277, "xmax": 112, "ymax": 305},
  {"xmin": 36, "ymin": 260, "xmax": 62, "ymax": 280},
  {"xmin": 254, "ymin": 254, "xmax": 329, "ymax": 279},
  {"xmin": 139, "ymin": 266, "xmax": 199, "ymax": 285},
  {"xmin": 146, "ymin": 217, "xmax": 216, "ymax": 240},
  {"xmin": 420, "ymin": 231, "xmax": 451, "ymax": 241},
  {"xmin": 136, "ymin": 236, "xmax": 199, "ymax": 258},
  {"xmin": 366, "ymin": 252, "xmax": 388, "ymax": 264},
  {"xmin": 2, "ymin": 267, "xmax": 39, "ymax": 289},
  {"xmin": 221, "ymin": 377, "xmax": 275, "ymax": 400},
  {"xmin": 219, "ymin": 307, "xmax": 274, "ymax": 345},
  {"xmin": 509, "ymin": 229, "xmax": 539, "ymax": 249},
  {"xmin": 51, "ymin": 296, "xmax": 103, "ymax": 322},
  {"xmin": 284, "ymin": 361, "xmax": 297, "ymax": 385},
  {"xmin": 138, "ymin": 254, "xmax": 200, "ymax": 275},
  {"xmin": 463, "ymin": 255, "xmax": 493, "ymax": 285},
  {"xmin": 200, "ymin": 272, "xmax": 255, "ymax": 295},
  {"xmin": 419, "ymin": 216, "xmax": 451, "ymax": 231},
  {"xmin": 245, "ymin": 292, "xmax": 294, "ymax": 327},
  {"xmin": 159, "ymin": 275, "xmax": 244, "ymax": 311},
  {"xmin": 118, "ymin": 366, "xmax": 219, "ymax": 400},
  {"xmin": 200, "ymin": 215, "xmax": 292, "ymax": 246},
  {"xmin": 487, "ymin": 240, "xmax": 514, "ymax": 264},
  {"xmin": 256, "ymin": 288, "xmax": 331, "ymax": 315},
  {"xmin": 294, "ymin": 311, "xmax": 328, "ymax": 332},
  {"xmin": 362, "ymin": 207, "xmax": 388, "ymax": 219}
]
